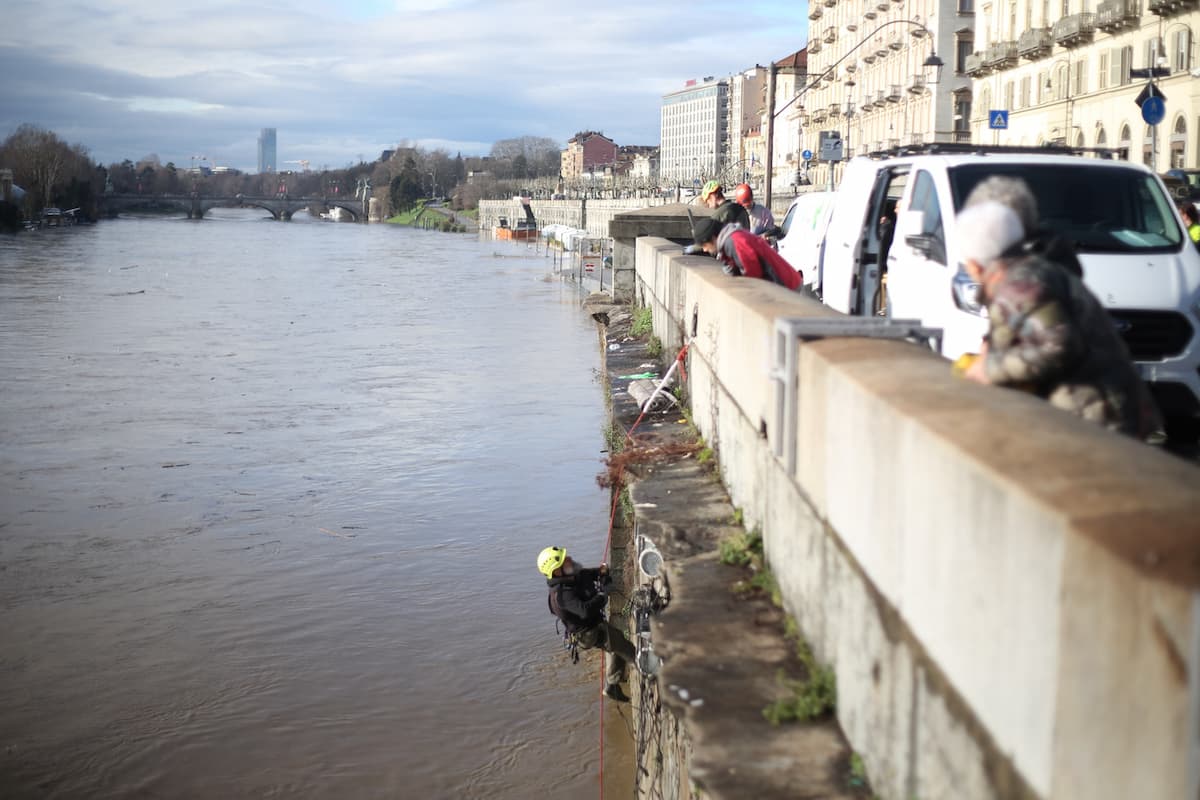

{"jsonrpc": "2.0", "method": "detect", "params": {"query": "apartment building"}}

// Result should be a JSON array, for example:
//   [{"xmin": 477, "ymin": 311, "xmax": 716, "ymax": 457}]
[
  {"xmin": 560, "ymin": 131, "xmax": 619, "ymax": 180},
  {"xmin": 766, "ymin": 49, "xmax": 811, "ymax": 193},
  {"xmin": 727, "ymin": 67, "xmax": 769, "ymax": 169},
  {"xmin": 967, "ymin": 0, "xmax": 1198, "ymax": 169},
  {"xmin": 660, "ymin": 77, "xmax": 730, "ymax": 182},
  {"xmin": 801, "ymin": 0, "xmax": 974, "ymax": 185}
]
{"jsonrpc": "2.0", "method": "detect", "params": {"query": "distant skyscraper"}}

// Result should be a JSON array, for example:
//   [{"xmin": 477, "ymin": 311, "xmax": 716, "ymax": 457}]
[{"xmin": 258, "ymin": 128, "xmax": 277, "ymax": 174}]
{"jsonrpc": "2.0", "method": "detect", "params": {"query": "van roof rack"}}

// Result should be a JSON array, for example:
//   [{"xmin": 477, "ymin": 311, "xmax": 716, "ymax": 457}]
[{"xmin": 863, "ymin": 142, "xmax": 1120, "ymax": 160}]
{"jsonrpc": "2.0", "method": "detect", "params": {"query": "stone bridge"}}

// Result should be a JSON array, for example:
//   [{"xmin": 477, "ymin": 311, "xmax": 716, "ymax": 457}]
[{"xmin": 99, "ymin": 193, "xmax": 366, "ymax": 221}]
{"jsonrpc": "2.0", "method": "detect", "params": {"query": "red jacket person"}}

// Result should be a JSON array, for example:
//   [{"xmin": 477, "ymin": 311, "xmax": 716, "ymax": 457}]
[{"xmin": 693, "ymin": 216, "xmax": 803, "ymax": 290}]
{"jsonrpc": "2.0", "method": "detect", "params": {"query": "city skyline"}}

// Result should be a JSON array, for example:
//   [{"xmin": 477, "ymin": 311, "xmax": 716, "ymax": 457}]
[{"xmin": 1, "ymin": 0, "xmax": 806, "ymax": 172}]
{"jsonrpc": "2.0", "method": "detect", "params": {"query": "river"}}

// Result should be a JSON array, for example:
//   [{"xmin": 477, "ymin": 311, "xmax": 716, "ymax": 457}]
[{"xmin": 0, "ymin": 209, "xmax": 630, "ymax": 798}]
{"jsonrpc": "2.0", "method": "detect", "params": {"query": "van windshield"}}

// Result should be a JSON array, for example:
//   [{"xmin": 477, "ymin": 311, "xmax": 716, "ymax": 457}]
[{"xmin": 949, "ymin": 163, "xmax": 1185, "ymax": 253}]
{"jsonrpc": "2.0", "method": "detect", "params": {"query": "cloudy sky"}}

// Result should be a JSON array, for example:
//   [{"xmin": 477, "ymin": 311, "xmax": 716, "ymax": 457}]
[{"xmin": 2, "ymin": 0, "xmax": 808, "ymax": 172}]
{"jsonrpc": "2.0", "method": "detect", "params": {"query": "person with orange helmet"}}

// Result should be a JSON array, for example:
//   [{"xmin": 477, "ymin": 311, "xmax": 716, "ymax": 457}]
[{"xmin": 734, "ymin": 183, "xmax": 776, "ymax": 236}]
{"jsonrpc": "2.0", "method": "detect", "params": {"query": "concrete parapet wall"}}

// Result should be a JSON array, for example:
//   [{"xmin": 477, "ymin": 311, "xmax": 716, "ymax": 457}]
[
  {"xmin": 633, "ymin": 237, "xmax": 1200, "ymax": 800},
  {"xmin": 476, "ymin": 197, "xmax": 668, "ymax": 238}
]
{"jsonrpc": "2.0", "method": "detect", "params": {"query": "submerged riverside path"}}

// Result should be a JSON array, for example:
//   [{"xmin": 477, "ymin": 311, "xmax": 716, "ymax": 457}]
[{"xmin": 589, "ymin": 295, "xmax": 869, "ymax": 799}]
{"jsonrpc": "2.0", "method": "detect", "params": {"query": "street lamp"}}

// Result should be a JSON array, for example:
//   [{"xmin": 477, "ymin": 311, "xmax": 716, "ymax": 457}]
[{"xmin": 764, "ymin": 18, "xmax": 944, "ymax": 207}]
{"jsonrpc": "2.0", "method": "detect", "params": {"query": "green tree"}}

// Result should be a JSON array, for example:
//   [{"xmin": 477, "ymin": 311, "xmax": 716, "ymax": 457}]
[{"xmin": 389, "ymin": 156, "xmax": 422, "ymax": 212}]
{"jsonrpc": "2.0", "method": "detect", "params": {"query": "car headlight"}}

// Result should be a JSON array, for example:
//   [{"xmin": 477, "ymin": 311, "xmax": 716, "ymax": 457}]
[{"xmin": 951, "ymin": 268, "xmax": 986, "ymax": 316}]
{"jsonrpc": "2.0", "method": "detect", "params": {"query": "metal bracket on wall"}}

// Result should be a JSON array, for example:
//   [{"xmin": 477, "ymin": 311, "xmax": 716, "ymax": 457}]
[{"xmin": 769, "ymin": 317, "xmax": 943, "ymax": 474}]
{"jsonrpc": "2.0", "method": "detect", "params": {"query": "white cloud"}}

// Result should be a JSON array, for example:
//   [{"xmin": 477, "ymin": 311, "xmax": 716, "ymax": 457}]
[{"xmin": 1, "ymin": 0, "xmax": 806, "ymax": 171}]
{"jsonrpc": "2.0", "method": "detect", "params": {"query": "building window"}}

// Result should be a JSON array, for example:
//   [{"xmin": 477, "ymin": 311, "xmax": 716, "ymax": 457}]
[
  {"xmin": 1061, "ymin": 0, "xmax": 1070, "ymax": 15},
  {"xmin": 1173, "ymin": 28, "xmax": 1193, "ymax": 72},
  {"xmin": 1119, "ymin": 123, "xmax": 1131, "ymax": 161},
  {"xmin": 1171, "ymin": 115, "xmax": 1187, "ymax": 169},
  {"xmin": 1072, "ymin": 59, "xmax": 1086, "ymax": 95},
  {"xmin": 1005, "ymin": 81, "xmax": 1015, "ymax": 110},
  {"xmin": 1144, "ymin": 37, "xmax": 1164, "ymax": 71},
  {"xmin": 1020, "ymin": 76, "xmax": 1031, "ymax": 108},
  {"xmin": 1143, "ymin": 124, "xmax": 1155, "ymax": 168},
  {"xmin": 1111, "ymin": 46, "xmax": 1133, "ymax": 86},
  {"xmin": 959, "ymin": 0, "xmax": 975, "ymax": 12},
  {"xmin": 956, "ymin": 36, "xmax": 973, "ymax": 73},
  {"xmin": 1099, "ymin": 52, "xmax": 1109, "ymax": 89},
  {"xmin": 1037, "ymin": 71, "xmax": 1049, "ymax": 103},
  {"xmin": 1043, "ymin": 0, "xmax": 1051, "ymax": 24}
]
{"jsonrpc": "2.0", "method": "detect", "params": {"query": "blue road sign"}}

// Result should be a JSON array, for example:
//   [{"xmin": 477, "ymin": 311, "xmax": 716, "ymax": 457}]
[
  {"xmin": 802, "ymin": 149, "xmax": 813, "ymax": 161},
  {"xmin": 988, "ymin": 110, "xmax": 1009, "ymax": 130},
  {"xmin": 1141, "ymin": 96, "xmax": 1166, "ymax": 125}
]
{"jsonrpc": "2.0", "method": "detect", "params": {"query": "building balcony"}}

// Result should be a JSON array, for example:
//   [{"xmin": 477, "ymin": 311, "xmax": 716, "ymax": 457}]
[
  {"xmin": 863, "ymin": 51, "xmax": 878, "ymax": 63},
  {"xmin": 984, "ymin": 41, "xmax": 1019, "ymax": 69},
  {"xmin": 1096, "ymin": 0, "xmax": 1139, "ymax": 30},
  {"xmin": 824, "ymin": 25, "xmax": 838, "ymax": 43},
  {"xmin": 1147, "ymin": 0, "xmax": 1198, "ymax": 15},
  {"xmin": 808, "ymin": 4, "xmax": 823, "ymax": 19},
  {"xmin": 864, "ymin": 5, "xmax": 877, "ymax": 18},
  {"xmin": 875, "ymin": 40, "xmax": 890, "ymax": 57},
  {"xmin": 964, "ymin": 52, "xmax": 991, "ymax": 76},
  {"xmin": 909, "ymin": 73, "xmax": 928, "ymax": 93},
  {"xmin": 809, "ymin": 38, "xmax": 823, "ymax": 54},
  {"xmin": 1017, "ymin": 27, "xmax": 1053, "ymax": 59},
  {"xmin": 876, "ymin": 89, "xmax": 887, "ymax": 104},
  {"xmin": 886, "ymin": 85, "xmax": 902, "ymax": 102},
  {"xmin": 877, "ymin": 0, "xmax": 890, "ymax": 9},
  {"xmin": 824, "ymin": 0, "xmax": 838, "ymax": 7},
  {"xmin": 829, "ymin": 102, "xmax": 842, "ymax": 116},
  {"xmin": 888, "ymin": 35, "xmax": 905, "ymax": 50},
  {"xmin": 1052, "ymin": 13, "xmax": 1097, "ymax": 47},
  {"xmin": 888, "ymin": 138, "xmax": 901, "ymax": 149},
  {"xmin": 909, "ymin": 132, "xmax": 925, "ymax": 145}
]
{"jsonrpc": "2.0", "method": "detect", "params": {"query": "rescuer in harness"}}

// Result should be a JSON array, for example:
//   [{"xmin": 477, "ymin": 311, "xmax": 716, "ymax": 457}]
[{"xmin": 537, "ymin": 546, "xmax": 635, "ymax": 703}]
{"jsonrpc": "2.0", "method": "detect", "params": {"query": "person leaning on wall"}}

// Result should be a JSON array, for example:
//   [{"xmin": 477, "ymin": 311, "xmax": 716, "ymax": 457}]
[
  {"xmin": 692, "ymin": 216, "xmax": 803, "ymax": 290},
  {"xmin": 963, "ymin": 175, "xmax": 1084, "ymax": 278},
  {"xmin": 956, "ymin": 201, "xmax": 1162, "ymax": 441}
]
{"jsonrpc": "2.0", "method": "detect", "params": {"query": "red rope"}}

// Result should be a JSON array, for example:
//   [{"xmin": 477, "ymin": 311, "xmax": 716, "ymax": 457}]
[{"xmin": 596, "ymin": 340, "xmax": 689, "ymax": 800}]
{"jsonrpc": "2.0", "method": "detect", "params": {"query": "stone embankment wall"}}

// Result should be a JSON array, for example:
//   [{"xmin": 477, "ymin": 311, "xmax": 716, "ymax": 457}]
[
  {"xmin": 477, "ymin": 197, "xmax": 670, "ymax": 238},
  {"xmin": 632, "ymin": 237, "xmax": 1200, "ymax": 800}
]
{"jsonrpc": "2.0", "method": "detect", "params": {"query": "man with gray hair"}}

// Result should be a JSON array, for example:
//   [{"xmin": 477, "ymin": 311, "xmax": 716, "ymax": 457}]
[
  {"xmin": 958, "ymin": 202, "xmax": 1161, "ymax": 439},
  {"xmin": 964, "ymin": 175, "xmax": 1083, "ymax": 277}
]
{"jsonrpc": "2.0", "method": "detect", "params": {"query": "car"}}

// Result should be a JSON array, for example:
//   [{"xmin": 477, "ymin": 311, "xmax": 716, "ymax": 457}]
[
  {"xmin": 815, "ymin": 147, "xmax": 1200, "ymax": 435},
  {"xmin": 776, "ymin": 191, "xmax": 837, "ymax": 292}
]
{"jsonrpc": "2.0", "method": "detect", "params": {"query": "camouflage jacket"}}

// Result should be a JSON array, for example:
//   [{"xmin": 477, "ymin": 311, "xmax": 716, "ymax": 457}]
[{"xmin": 980, "ymin": 254, "xmax": 1161, "ymax": 437}]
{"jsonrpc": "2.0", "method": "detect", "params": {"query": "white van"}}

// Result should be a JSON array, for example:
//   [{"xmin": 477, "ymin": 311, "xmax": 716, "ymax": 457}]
[
  {"xmin": 776, "ymin": 191, "xmax": 836, "ymax": 292},
  {"xmin": 817, "ymin": 149, "xmax": 1200, "ymax": 433}
]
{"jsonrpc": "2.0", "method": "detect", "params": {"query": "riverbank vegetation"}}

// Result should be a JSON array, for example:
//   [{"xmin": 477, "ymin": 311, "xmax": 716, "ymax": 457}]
[{"xmin": 0, "ymin": 124, "xmax": 567, "ymax": 230}]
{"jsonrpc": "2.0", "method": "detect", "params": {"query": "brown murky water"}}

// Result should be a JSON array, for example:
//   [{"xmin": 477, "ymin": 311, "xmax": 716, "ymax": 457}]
[{"xmin": 0, "ymin": 210, "xmax": 631, "ymax": 798}]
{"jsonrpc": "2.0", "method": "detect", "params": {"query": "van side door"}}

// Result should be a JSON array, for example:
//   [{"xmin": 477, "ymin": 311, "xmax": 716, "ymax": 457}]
[{"xmin": 888, "ymin": 169, "xmax": 952, "ymax": 340}]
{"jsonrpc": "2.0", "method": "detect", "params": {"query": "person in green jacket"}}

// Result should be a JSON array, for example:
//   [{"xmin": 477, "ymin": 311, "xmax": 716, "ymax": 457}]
[
  {"xmin": 699, "ymin": 180, "xmax": 750, "ymax": 230},
  {"xmin": 1180, "ymin": 202, "xmax": 1200, "ymax": 249}
]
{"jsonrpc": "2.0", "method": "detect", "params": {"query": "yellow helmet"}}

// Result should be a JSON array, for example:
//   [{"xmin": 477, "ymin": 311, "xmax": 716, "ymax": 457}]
[{"xmin": 537, "ymin": 546, "xmax": 567, "ymax": 578}]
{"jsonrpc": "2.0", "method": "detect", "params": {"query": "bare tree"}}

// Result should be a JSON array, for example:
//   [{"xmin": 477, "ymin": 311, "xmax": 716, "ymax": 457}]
[{"xmin": 0, "ymin": 124, "xmax": 85, "ymax": 210}]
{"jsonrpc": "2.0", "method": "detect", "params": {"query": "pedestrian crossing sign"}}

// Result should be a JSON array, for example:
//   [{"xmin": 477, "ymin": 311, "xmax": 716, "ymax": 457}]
[{"xmin": 988, "ymin": 110, "xmax": 1009, "ymax": 130}]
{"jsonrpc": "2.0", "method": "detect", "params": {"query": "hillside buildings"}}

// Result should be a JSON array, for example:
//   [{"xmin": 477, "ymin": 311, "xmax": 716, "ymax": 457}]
[{"xmin": 257, "ymin": 128, "xmax": 277, "ymax": 174}]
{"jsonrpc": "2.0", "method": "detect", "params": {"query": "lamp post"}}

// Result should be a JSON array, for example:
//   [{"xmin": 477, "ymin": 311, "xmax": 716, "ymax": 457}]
[{"xmin": 765, "ymin": 18, "xmax": 944, "ymax": 207}]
